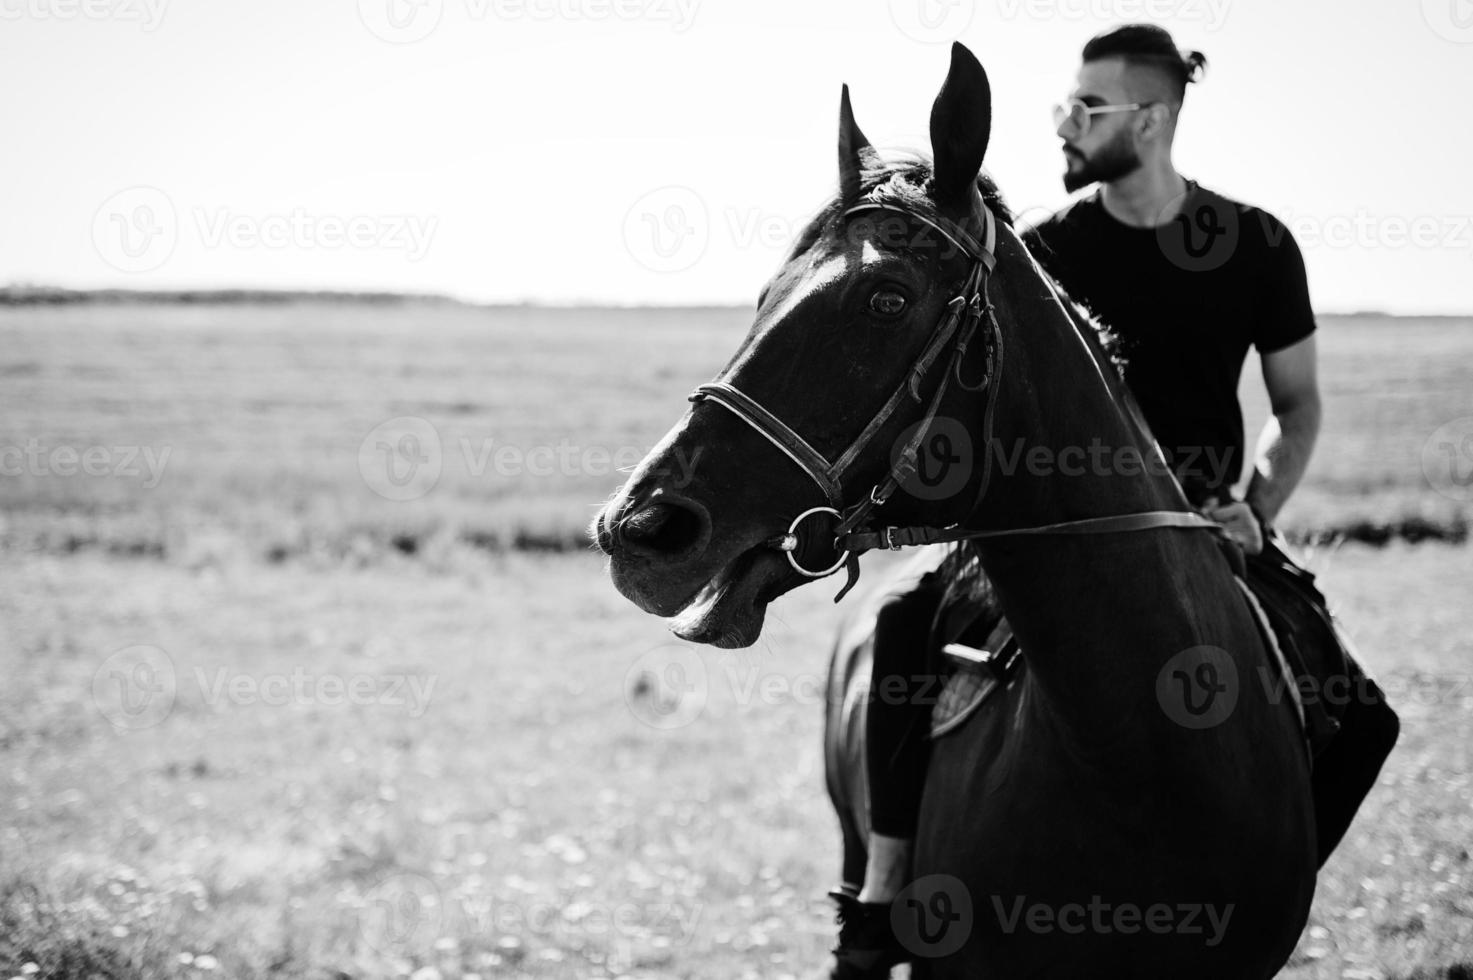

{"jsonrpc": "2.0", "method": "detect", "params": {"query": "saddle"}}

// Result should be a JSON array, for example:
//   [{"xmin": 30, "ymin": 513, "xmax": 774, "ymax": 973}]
[
  {"xmin": 925, "ymin": 536, "xmax": 1351, "ymax": 759},
  {"xmin": 925, "ymin": 582, "xmax": 1019, "ymax": 739}
]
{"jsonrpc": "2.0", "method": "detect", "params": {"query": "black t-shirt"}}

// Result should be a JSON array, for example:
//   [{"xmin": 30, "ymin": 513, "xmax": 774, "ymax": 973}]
[{"xmin": 1022, "ymin": 182, "xmax": 1316, "ymax": 505}]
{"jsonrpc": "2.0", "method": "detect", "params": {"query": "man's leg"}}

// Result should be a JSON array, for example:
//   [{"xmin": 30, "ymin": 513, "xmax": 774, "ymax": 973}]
[
  {"xmin": 1309, "ymin": 658, "xmax": 1400, "ymax": 865},
  {"xmin": 1249, "ymin": 534, "xmax": 1401, "ymax": 867},
  {"xmin": 861, "ymin": 580, "xmax": 945, "ymax": 899},
  {"xmin": 827, "ymin": 576, "xmax": 946, "ymax": 978}
]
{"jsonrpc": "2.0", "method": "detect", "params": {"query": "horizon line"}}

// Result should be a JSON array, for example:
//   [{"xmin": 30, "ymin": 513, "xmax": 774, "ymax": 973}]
[{"xmin": 3, "ymin": 285, "xmax": 1470, "ymax": 320}]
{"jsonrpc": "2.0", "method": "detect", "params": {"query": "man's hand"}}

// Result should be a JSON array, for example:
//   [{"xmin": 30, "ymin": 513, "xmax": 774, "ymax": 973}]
[{"xmin": 1204, "ymin": 500, "xmax": 1264, "ymax": 555}]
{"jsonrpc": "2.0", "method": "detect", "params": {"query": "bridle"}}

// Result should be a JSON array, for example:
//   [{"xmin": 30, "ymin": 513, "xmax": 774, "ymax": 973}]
[{"xmin": 688, "ymin": 196, "xmax": 1221, "ymax": 601}]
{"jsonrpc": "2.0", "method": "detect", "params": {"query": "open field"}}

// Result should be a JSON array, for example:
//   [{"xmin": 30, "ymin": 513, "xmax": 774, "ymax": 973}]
[
  {"xmin": 2, "ymin": 302, "xmax": 1472, "ymax": 978},
  {"xmin": 2, "ymin": 545, "xmax": 1471, "ymax": 979},
  {"xmin": 1, "ymin": 304, "xmax": 1469, "ymax": 563}
]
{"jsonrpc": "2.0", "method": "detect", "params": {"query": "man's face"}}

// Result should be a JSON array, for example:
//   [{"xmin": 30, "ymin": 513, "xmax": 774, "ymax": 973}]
[{"xmin": 1058, "ymin": 58, "xmax": 1144, "ymax": 192}]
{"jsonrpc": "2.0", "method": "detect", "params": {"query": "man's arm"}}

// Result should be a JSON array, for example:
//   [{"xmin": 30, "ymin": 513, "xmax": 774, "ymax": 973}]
[{"xmin": 1244, "ymin": 333, "xmax": 1322, "ymax": 524}]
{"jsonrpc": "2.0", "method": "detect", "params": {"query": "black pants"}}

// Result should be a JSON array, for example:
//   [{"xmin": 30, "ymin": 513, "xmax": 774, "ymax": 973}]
[
  {"xmin": 865, "ymin": 575, "xmax": 948, "ymax": 838},
  {"xmin": 1307, "ymin": 657, "xmax": 1399, "ymax": 865},
  {"xmin": 1247, "ymin": 535, "xmax": 1401, "ymax": 864}
]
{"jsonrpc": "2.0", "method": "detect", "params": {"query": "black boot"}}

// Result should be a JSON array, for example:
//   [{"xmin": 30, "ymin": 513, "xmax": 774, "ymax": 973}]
[{"xmin": 822, "ymin": 888, "xmax": 910, "ymax": 979}]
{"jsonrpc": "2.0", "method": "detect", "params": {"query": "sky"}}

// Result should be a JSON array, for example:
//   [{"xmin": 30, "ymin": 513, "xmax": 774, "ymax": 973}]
[{"xmin": 2, "ymin": 0, "xmax": 1471, "ymax": 313}]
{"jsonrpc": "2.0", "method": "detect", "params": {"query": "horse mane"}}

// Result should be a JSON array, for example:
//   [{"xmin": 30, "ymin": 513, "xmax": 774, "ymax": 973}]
[
  {"xmin": 803, "ymin": 153, "xmax": 1013, "ymax": 256},
  {"xmin": 1020, "ymin": 225, "xmax": 1128, "ymax": 375},
  {"xmin": 1047, "ymin": 281, "xmax": 1128, "ymax": 378},
  {"xmin": 932, "ymin": 190, "xmax": 1153, "ymax": 604},
  {"xmin": 936, "ymin": 283, "xmax": 1140, "ymax": 607}
]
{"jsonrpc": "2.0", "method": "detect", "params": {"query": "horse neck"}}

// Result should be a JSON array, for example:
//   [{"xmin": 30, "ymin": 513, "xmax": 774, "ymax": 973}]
[
  {"xmin": 971, "ymin": 233, "xmax": 1185, "ymax": 530},
  {"xmin": 964, "ymin": 232, "xmax": 1229, "ymax": 734}
]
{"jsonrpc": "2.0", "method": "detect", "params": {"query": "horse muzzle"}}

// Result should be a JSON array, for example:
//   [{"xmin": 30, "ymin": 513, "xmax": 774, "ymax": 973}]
[{"xmin": 595, "ymin": 486, "xmax": 798, "ymax": 647}]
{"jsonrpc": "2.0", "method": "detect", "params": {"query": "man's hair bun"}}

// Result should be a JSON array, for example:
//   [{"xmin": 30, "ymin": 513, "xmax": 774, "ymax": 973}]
[
  {"xmin": 1083, "ymin": 24, "xmax": 1208, "ymax": 98},
  {"xmin": 1183, "ymin": 49, "xmax": 1208, "ymax": 84}
]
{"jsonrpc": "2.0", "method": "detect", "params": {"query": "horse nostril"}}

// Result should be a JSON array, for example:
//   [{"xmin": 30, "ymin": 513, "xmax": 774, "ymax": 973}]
[{"xmin": 618, "ymin": 500, "xmax": 707, "ymax": 558}]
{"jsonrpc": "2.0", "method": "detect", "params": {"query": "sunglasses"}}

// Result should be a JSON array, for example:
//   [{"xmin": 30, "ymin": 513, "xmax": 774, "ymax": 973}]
[{"xmin": 1052, "ymin": 98, "xmax": 1158, "ymax": 137}]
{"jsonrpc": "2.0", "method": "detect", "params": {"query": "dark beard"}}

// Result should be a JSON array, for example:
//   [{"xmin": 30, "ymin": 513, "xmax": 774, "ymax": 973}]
[{"xmin": 1062, "ymin": 130, "xmax": 1142, "ymax": 192}]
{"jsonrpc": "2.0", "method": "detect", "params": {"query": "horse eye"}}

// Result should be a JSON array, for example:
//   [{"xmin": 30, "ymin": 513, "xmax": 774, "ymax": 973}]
[{"xmin": 868, "ymin": 290, "xmax": 907, "ymax": 316}]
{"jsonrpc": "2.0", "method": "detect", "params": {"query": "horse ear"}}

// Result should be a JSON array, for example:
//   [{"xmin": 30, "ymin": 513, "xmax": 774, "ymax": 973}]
[
  {"xmin": 929, "ymin": 42, "xmax": 992, "ymax": 217},
  {"xmin": 839, "ymin": 84, "xmax": 881, "ymax": 205}
]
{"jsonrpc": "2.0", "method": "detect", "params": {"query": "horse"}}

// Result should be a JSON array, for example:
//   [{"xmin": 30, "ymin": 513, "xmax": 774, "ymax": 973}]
[{"xmin": 594, "ymin": 43, "xmax": 1320, "ymax": 977}]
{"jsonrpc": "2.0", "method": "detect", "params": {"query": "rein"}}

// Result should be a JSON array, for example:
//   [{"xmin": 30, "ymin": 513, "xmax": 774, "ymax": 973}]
[{"xmin": 688, "ymin": 199, "xmax": 1222, "ymax": 601}]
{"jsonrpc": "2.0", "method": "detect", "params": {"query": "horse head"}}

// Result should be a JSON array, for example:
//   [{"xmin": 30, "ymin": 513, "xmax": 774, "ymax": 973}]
[{"xmin": 595, "ymin": 43, "xmax": 1163, "ymax": 648}]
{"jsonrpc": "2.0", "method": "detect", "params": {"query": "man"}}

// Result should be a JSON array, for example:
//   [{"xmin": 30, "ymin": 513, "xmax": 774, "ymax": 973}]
[
  {"xmin": 1030, "ymin": 25, "xmax": 1316, "ymax": 526},
  {"xmin": 826, "ymin": 24, "xmax": 1397, "ymax": 978}
]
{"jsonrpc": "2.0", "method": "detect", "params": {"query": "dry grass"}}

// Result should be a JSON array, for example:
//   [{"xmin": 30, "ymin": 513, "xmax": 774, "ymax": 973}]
[
  {"xmin": 0, "ymin": 302, "xmax": 748, "ymax": 565},
  {"xmin": 1, "ymin": 305, "xmax": 1469, "ymax": 564},
  {"xmin": 1, "ymin": 302, "xmax": 1471, "ymax": 978},
  {"xmin": 1, "ymin": 544, "xmax": 1470, "ymax": 979}
]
